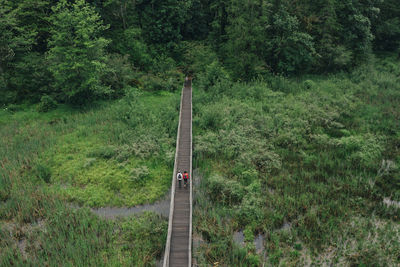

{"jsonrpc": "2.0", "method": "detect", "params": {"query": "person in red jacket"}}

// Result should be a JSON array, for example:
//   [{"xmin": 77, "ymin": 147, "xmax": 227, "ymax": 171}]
[{"xmin": 183, "ymin": 171, "xmax": 189, "ymax": 188}]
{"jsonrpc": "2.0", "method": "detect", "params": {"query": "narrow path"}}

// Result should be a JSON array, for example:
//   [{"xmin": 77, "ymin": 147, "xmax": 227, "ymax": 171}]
[{"xmin": 163, "ymin": 79, "xmax": 192, "ymax": 267}]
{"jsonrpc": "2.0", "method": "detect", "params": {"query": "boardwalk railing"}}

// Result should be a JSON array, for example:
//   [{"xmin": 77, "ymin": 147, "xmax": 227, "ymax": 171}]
[
  {"xmin": 163, "ymin": 79, "xmax": 192, "ymax": 267},
  {"xmin": 189, "ymin": 80, "xmax": 193, "ymax": 267}
]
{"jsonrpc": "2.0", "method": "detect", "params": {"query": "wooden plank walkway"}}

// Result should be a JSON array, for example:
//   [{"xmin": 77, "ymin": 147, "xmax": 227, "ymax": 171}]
[{"xmin": 163, "ymin": 78, "xmax": 192, "ymax": 267}]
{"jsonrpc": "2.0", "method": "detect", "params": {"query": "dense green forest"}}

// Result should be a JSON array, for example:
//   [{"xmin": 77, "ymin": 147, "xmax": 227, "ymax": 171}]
[
  {"xmin": 1, "ymin": 0, "xmax": 399, "ymax": 266},
  {"xmin": 1, "ymin": 0, "xmax": 400, "ymax": 106}
]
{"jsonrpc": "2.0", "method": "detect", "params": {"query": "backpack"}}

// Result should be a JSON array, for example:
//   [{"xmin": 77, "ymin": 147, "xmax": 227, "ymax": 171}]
[
  {"xmin": 183, "ymin": 173, "xmax": 189, "ymax": 179},
  {"xmin": 177, "ymin": 173, "xmax": 183, "ymax": 180}
]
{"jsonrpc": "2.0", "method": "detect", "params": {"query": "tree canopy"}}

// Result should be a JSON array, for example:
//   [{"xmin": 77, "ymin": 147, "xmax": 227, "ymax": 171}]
[{"xmin": 1, "ymin": 0, "xmax": 399, "ymax": 105}]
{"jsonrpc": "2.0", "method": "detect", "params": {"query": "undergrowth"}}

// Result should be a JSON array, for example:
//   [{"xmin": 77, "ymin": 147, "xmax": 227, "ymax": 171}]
[
  {"xmin": 192, "ymin": 55, "xmax": 400, "ymax": 266},
  {"xmin": 0, "ymin": 90, "xmax": 178, "ymax": 265}
]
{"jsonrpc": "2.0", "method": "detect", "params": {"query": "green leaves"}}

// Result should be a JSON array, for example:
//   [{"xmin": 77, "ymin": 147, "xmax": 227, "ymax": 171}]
[{"xmin": 47, "ymin": 0, "xmax": 110, "ymax": 104}]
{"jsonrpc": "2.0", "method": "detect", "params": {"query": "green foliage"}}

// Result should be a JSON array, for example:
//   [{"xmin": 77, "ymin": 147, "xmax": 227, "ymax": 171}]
[
  {"xmin": 129, "ymin": 166, "xmax": 150, "ymax": 185},
  {"xmin": 0, "ymin": 203, "xmax": 167, "ymax": 266},
  {"xmin": 207, "ymin": 175, "xmax": 244, "ymax": 205},
  {"xmin": 198, "ymin": 60, "xmax": 230, "ymax": 90},
  {"xmin": 193, "ymin": 56, "xmax": 400, "ymax": 265},
  {"xmin": 111, "ymin": 27, "xmax": 153, "ymax": 70},
  {"xmin": 47, "ymin": 0, "xmax": 110, "ymax": 104},
  {"xmin": 303, "ymin": 80, "xmax": 316, "ymax": 90},
  {"xmin": 373, "ymin": 0, "xmax": 400, "ymax": 51},
  {"xmin": 0, "ymin": 92, "xmax": 173, "ymax": 264},
  {"xmin": 136, "ymin": 0, "xmax": 189, "ymax": 46},
  {"xmin": 37, "ymin": 95, "xmax": 57, "ymax": 113},
  {"xmin": 0, "ymin": 0, "xmax": 37, "ymax": 104},
  {"xmin": 118, "ymin": 212, "xmax": 167, "ymax": 266},
  {"xmin": 102, "ymin": 54, "xmax": 136, "ymax": 98},
  {"xmin": 266, "ymin": 3, "xmax": 316, "ymax": 74}
]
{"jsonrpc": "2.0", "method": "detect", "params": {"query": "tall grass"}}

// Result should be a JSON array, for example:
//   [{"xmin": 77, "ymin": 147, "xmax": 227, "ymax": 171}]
[
  {"xmin": 192, "ymin": 55, "xmax": 400, "ymax": 266},
  {"xmin": 0, "ymin": 90, "xmax": 177, "ymax": 265}
]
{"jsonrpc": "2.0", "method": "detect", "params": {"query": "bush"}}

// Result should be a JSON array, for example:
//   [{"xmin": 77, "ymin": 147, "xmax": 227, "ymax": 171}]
[
  {"xmin": 37, "ymin": 95, "xmax": 57, "ymax": 112},
  {"xmin": 139, "ymin": 71, "xmax": 182, "ymax": 92},
  {"xmin": 198, "ymin": 60, "xmax": 230, "ymax": 90},
  {"xmin": 238, "ymin": 194, "xmax": 264, "ymax": 226},
  {"xmin": 303, "ymin": 80, "xmax": 316, "ymax": 90},
  {"xmin": 129, "ymin": 166, "xmax": 149, "ymax": 185},
  {"xmin": 207, "ymin": 175, "xmax": 244, "ymax": 205},
  {"xmin": 102, "ymin": 54, "xmax": 136, "ymax": 98}
]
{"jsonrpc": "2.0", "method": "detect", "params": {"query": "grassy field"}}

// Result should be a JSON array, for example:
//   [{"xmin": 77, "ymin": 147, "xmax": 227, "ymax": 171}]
[
  {"xmin": 192, "ymin": 55, "xmax": 400, "ymax": 266},
  {"xmin": 0, "ymin": 90, "xmax": 179, "ymax": 265}
]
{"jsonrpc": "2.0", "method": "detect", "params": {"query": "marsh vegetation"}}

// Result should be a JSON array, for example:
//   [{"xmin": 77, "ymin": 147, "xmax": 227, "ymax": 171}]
[
  {"xmin": 1, "ymin": 0, "xmax": 400, "ymax": 266},
  {"xmin": 192, "ymin": 55, "xmax": 400, "ymax": 266}
]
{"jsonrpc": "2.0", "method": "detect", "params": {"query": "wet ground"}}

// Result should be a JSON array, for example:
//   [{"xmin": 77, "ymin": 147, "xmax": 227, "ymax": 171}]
[
  {"xmin": 92, "ymin": 190, "xmax": 171, "ymax": 219},
  {"xmin": 233, "ymin": 230, "xmax": 265, "ymax": 254},
  {"xmin": 91, "ymin": 169, "xmax": 204, "ymax": 220},
  {"xmin": 233, "ymin": 231, "xmax": 245, "ymax": 246},
  {"xmin": 383, "ymin": 197, "xmax": 400, "ymax": 209}
]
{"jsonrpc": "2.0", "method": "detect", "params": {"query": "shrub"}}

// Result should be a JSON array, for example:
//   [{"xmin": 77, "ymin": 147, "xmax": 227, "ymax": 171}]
[
  {"xmin": 129, "ymin": 166, "xmax": 149, "ymax": 185},
  {"xmin": 198, "ymin": 106, "xmax": 224, "ymax": 130},
  {"xmin": 115, "ymin": 145, "xmax": 133, "ymax": 163},
  {"xmin": 198, "ymin": 60, "xmax": 230, "ymax": 90},
  {"xmin": 102, "ymin": 54, "xmax": 136, "ymax": 98},
  {"xmin": 236, "ymin": 167, "xmax": 258, "ymax": 186},
  {"xmin": 303, "ymin": 80, "xmax": 316, "ymax": 90},
  {"xmin": 336, "ymin": 134, "xmax": 384, "ymax": 169},
  {"xmin": 238, "ymin": 194, "xmax": 264, "ymax": 226},
  {"xmin": 251, "ymin": 150, "xmax": 282, "ymax": 174},
  {"xmin": 207, "ymin": 175, "xmax": 244, "ymax": 205},
  {"xmin": 0, "ymin": 89, "xmax": 17, "ymax": 106},
  {"xmin": 139, "ymin": 70, "xmax": 183, "ymax": 92},
  {"xmin": 37, "ymin": 95, "xmax": 57, "ymax": 112}
]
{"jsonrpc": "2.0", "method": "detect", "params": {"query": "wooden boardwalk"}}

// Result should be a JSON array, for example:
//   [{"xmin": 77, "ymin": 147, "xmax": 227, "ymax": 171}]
[{"xmin": 163, "ymin": 79, "xmax": 192, "ymax": 267}]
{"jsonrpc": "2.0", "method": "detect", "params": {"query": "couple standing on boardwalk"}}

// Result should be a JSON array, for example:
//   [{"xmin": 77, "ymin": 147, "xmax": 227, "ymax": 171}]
[{"xmin": 176, "ymin": 170, "xmax": 189, "ymax": 188}]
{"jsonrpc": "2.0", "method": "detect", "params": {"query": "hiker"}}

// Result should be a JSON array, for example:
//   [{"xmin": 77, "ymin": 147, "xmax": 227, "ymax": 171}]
[
  {"xmin": 177, "ymin": 170, "xmax": 183, "ymax": 188},
  {"xmin": 183, "ymin": 171, "xmax": 189, "ymax": 188}
]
